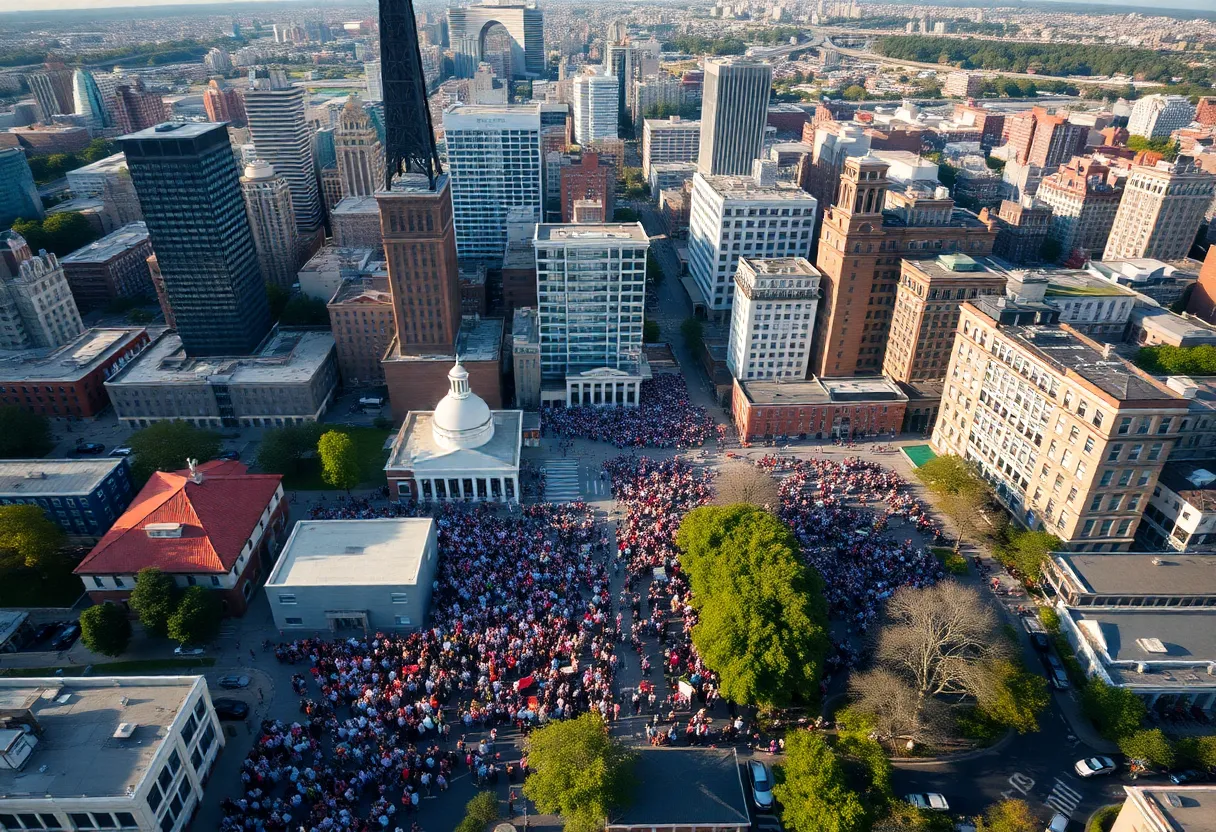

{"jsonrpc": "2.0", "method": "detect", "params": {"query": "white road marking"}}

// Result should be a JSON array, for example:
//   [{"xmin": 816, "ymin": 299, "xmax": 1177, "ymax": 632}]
[{"xmin": 1046, "ymin": 778, "xmax": 1083, "ymax": 818}]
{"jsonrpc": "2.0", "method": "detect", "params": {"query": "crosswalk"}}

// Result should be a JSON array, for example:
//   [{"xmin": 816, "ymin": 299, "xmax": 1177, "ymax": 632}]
[
  {"xmin": 1045, "ymin": 777, "xmax": 1084, "ymax": 818},
  {"xmin": 542, "ymin": 458, "xmax": 582, "ymax": 503}
]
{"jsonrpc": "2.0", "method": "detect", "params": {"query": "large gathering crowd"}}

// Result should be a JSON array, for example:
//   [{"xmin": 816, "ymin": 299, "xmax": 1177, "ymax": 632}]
[
  {"xmin": 541, "ymin": 374, "xmax": 725, "ymax": 449},
  {"xmin": 222, "ymin": 503, "xmax": 620, "ymax": 832},
  {"xmin": 760, "ymin": 455, "xmax": 947, "ymax": 632}
]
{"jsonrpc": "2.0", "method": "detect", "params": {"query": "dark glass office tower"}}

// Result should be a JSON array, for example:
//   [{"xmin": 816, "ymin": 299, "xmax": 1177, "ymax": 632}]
[{"xmin": 120, "ymin": 122, "xmax": 271, "ymax": 356}]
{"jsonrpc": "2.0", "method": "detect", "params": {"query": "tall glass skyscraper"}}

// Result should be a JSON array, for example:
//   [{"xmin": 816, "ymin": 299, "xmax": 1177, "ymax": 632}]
[
  {"xmin": 120, "ymin": 122, "xmax": 271, "ymax": 356},
  {"xmin": 72, "ymin": 68, "xmax": 112, "ymax": 132},
  {"xmin": 0, "ymin": 148, "xmax": 44, "ymax": 229}
]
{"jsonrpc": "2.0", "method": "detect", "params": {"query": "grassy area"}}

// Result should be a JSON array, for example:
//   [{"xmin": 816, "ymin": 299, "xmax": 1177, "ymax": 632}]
[
  {"xmin": 932, "ymin": 547, "xmax": 969, "ymax": 575},
  {"xmin": 1, "ymin": 658, "xmax": 216, "ymax": 677},
  {"xmin": 1086, "ymin": 805, "xmax": 1121, "ymax": 832},
  {"xmin": 280, "ymin": 427, "xmax": 393, "ymax": 491},
  {"xmin": 0, "ymin": 562, "xmax": 85, "ymax": 608},
  {"xmin": 901, "ymin": 444, "xmax": 937, "ymax": 468}
]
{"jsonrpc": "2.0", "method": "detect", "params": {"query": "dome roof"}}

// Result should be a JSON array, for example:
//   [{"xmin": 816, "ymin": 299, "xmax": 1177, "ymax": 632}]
[
  {"xmin": 432, "ymin": 362, "xmax": 494, "ymax": 450},
  {"xmin": 243, "ymin": 159, "xmax": 276, "ymax": 181}
]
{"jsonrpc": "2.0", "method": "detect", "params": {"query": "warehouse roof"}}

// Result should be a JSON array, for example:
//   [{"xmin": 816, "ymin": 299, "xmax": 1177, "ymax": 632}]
[
  {"xmin": 267, "ymin": 519, "xmax": 436, "ymax": 588},
  {"xmin": 0, "ymin": 458, "xmax": 125, "ymax": 497}
]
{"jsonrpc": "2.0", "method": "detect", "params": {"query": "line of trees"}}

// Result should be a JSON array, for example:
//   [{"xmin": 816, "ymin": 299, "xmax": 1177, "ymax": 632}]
[
  {"xmin": 663, "ymin": 35, "xmax": 747, "ymax": 56},
  {"xmin": 874, "ymin": 35, "xmax": 1208, "ymax": 84},
  {"xmin": 1135, "ymin": 344, "xmax": 1216, "ymax": 376},
  {"xmin": 11, "ymin": 213, "xmax": 100, "ymax": 259}
]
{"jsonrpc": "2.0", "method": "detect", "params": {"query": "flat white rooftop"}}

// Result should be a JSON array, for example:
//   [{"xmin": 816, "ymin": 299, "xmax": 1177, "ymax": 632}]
[
  {"xmin": 267, "ymin": 518, "xmax": 435, "ymax": 587},
  {"xmin": 0, "ymin": 458, "xmax": 125, "ymax": 497},
  {"xmin": 107, "ymin": 329, "xmax": 334, "ymax": 386},
  {"xmin": 534, "ymin": 223, "xmax": 649, "ymax": 244},
  {"xmin": 0, "ymin": 677, "xmax": 200, "ymax": 799}
]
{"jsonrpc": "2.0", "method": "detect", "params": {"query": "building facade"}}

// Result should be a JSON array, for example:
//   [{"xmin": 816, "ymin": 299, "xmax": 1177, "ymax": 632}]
[
  {"xmin": 0, "ymin": 147, "xmax": 44, "ymax": 229},
  {"xmin": 642, "ymin": 116, "xmax": 699, "ymax": 179},
  {"xmin": 511, "ymin": 306, "xmax": 541, "ymax": 409},
  {"xmin": 698, "ymin": 59, "xmax": 770, "ymax": 178},
  {"xmin": 931, "ymin": 296, "xmax": 1190, "ymax": 551},
  {"xmin": 60, "ymin": 222, "xmax": 154, "ymax": 311},
  {"xmin": 327, "ymin": 276, "xmax": 393, "ymax": 387},
  {"xmin": 988, "ymin": 198, "xmax": 1052, "ymax": 265},
  {"xmin": 1103, "ymin": 160, "xmax": 1216, "ymax": 262},
  {"xmin": 442, "ymin": 105, "xmax": 543, "ymax": 262},
  {"xmin": 0, "ymin": 458, "xmax": 135, "ymax": 538},
  {"xmin": 687, "ymin": 165, "xmax": 819, "ymax": 319},
  {"xmin": 240, "ymin": 160, "xmax": 301, "ymax": 290},
  {"xmin": 726, "ymin": 257, "xmax": 821, "ymax": 381},
  {"xmin": 334, "ymin": 94, "xmax": 385, "ymax": 200},
  {"xmin": 883, "ymin": 253, "xmax": 1006, "ymax": 383},
  {"xmin": 447, "ymin": 2, "xmax": 544, "ymax": 79},
  {"xmin": 203, "ymin": 79, "xmax": 246, "ymax": 127},
  {"xmin": 1127, "ymin": 94, "xmax": 1196, "ymax": 140},
  {"xmin": 244, "ymin": 69, "xmax": 323, "ymax": 234},
  {"xmin": 572, "ymin": 74, "xmax": 618, "ymax": 146},
  {"xmin": 1037, "ymin": 157, "xmax": 1124, "ymax": 260},
  {"xmin": 0, "ymin": 243, "xmax": 84, "ymax": 351},
  {"xmin": 112, "ymin": 80, "xmax": 166, "ymax": 134},
  {"xmin": 732, "ymin": 376, "xmax": 908, "ymax": 442},
  {"xmin": 559, "ymin": 152, "xmax": 613, "ymax": 223}
]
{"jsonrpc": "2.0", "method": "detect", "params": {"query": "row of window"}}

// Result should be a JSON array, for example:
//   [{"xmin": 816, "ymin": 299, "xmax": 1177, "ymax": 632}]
[{"xmin": 0, "ymin": 813, "xmax": 137, "ymax": 831}]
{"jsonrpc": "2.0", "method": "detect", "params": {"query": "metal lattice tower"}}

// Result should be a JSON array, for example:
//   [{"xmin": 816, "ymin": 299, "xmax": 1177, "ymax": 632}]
[{"xmin": 378, "ymin": 0, "xmax": 443, "ymax": 191}]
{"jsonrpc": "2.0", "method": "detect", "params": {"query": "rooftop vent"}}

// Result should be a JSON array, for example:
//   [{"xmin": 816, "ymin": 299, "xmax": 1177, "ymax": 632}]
[
  {"xmin": 1136, "ymin": 637, "xmax": 1168, "ymax": 654},
  {"xmin": 1166, "ymin": 794, "xmax": 1183, "ymax": 809},
  {"xmin": 23, "ymin": 471, "xmax": 46, "ymax": 480},
  {"xmin": 113, "ymin": 723, "xmax": 137, "ymax": 739},
  {"xmin": 145, "ymin": 522, "xmax": 183, "ymax": 539},
  {"xmin": 1166, "ymin": 376, "xmax": 1200, "ymax": 399},
  {"xmin": 1187, "ymin": 469, "xmax": 1216, "ymax": 488}
]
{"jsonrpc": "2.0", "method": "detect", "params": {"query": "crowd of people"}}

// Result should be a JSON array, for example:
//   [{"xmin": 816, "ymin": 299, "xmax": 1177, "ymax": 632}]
[
  {"xmin": 760, "ymin": 455, "xmax": 947, "ymax": 631},
  {"xmin": 541, "ymin": 374, "xmax": 725, "ymax": 449},
  {"xmin": 222, "ymin": 503, "xmax": 621, "ymax": 832}
]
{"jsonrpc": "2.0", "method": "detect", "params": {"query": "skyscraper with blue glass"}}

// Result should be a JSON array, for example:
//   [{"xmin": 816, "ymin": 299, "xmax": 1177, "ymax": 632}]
[{"xmin": 0, "ymin": 147, "xmax": 44, "ymax": 229}]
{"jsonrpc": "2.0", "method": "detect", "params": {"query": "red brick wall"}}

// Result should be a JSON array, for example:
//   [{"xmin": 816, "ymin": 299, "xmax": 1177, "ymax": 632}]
[
  {"xmin": 732, "ymin": 382, "xmax": 906, "ymax": 442},
  {"xmin": 384, "ymin": 358, "xmax": 502, "ymax": 421},
  {"xmin": 502, "ymin": 268, "xmax": 538, "ymax": 314}
]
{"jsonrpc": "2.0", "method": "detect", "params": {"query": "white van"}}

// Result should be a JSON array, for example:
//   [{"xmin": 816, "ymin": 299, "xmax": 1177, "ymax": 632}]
[{"xmin": 359, "ymin": 396, "xmax": 385, "ymax": 409}]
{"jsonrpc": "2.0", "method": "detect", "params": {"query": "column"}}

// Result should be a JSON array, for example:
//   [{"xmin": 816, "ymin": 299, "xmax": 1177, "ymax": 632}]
[
  {"xmin": 499, "ymin": 477, "xmax": 507, "ymax": 502},
  {"xmin": 455, "ymin": 478, "xmax": 464, "ymax": 500},
  {"xmin": 511, "ymin": 476, "xmax": 519, "ymax": 502}
]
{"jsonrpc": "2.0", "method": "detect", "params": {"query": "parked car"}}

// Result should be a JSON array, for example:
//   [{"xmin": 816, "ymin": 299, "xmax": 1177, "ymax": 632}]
[
  {"xmin": 32, "ymin": 622, "xmax": 61, "ymax": 643},
  {"xmin": 174, "ymin": 645, "xmax": 206, "ymax": 656},
  {"xmin": 109, "ymin": 446, "xmax": 133, "ymax": 457},
  {"xmin": 1045, "ymin": 652, "xmax": 1064, "ymax": 671},
  {"xmin": 906, "ymin": 794, "xmax": 950, "ymax": 811},
  {"xmin": 1074, "ymin": 757, "xmax": 1117, "ymax": 778},
  {"xmin": 50, "ymin": 624, "xmax": 80, "ymax": 651},
  {"xmin": 1169, "ymin": 769, "xmax": 1210, "ymax": 785},
  {"xmin": 75, "ymin": 443, "xmax": 105, "ymax": 455},
  {"xmin": 1030, "ymin": 632, "xmax": 1051, "ymax": 652},
  {"xmin": 1051, "ymin": 667, "xmax": 1071, "ymax": 690},
  {"xmin": 218, "ymin": 450, "xmax": 240, "ymax": 461},
  {"xmin": 1046, "ymin": 813, "xmax": 1069, "ymax": 832},
  {"xmin": 218, "ymin": 674, "xmax": 251, "ymax": 689},
  {"xmin": 213, "ymin": 699, "xmax": 250, "ymax": 720},
  {"xmin": 748, "ymin": 760, "xmax": 774, "ymax": 810}
]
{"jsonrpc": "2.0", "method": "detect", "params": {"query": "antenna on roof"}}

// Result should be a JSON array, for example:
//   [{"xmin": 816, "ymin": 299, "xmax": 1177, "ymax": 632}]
[{"xmin": 186, "ymin": 458, "xmax": 203, "ymax": 485}]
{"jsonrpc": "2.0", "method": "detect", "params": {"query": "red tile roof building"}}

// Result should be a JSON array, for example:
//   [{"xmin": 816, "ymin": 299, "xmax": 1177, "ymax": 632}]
[{"xmin": 74, "ymin": 460, "xmax": 287, "ymax": 616}]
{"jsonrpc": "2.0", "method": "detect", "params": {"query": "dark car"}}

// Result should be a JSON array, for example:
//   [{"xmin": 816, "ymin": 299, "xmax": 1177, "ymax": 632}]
[
  {"xmin": 1030, "ymin": 632, "xmax": 1051, "ymax": 652},
  {"xmin": 32, "ymin": 622, "xmax": 61, "ymax": 643},
  {"xmin": 218, "ymin": 450, "xmax": 240, "ymax": 461},
  {"xmin": 213, "ymin": 699, "xmax": 250, "ymax": 720},
  {"xmin": 1169, "ymin": 770, "xmax": 1211, "ymax": 785},
  {"xmin": 75, "ymin": 443, "xmax": 105, "ymax": 455},
  {"xmin": 50, "ymin": 624, "xmax": 80, "ymax": 651}
]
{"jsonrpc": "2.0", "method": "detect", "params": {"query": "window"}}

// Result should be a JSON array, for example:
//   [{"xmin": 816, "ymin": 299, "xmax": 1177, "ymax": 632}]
[
  {"xmin": 1106, "ymin": 495, "xmax": 1122, "ymax": 511},
  {"xmin": 277, "ymin": 594, "xmax": 297, "ymax": 605},
  {"xmin": 1107, "ymin": 444, "xmax": 1123, "ymax": 462},
  {"xmin": 1127, "ymin": 495, "xmax": 1141, "ymax": 512},
  {"xmin": 1118, "ymin": 470, "xmax": 1132, "ymax": 487},
  {"xmin": 1118, "ymin": 417, "xmax": 1132, "ymax": 435},
  {"xmin": 198, "ymin": 721, "xmax": 216, "ymax": 755},
  {"xmin": 1128, "ymin": 445, "xmax": 1142, "ymax": 462},
  {"xmin": 284, "ymin": 617, "xmax": 303, "ymax": 625},
  {"xmin": 180, "ymin": 713, "xmax": 197, "ymax": 745},
  {"xmin": 68, "ymin": 817, "xmax": 94, "ymax": 831},
  {"xmin": 92, "ymin": 814, "xmax": 116, "ymax": 830},
  {"xmin": 390, "ymin": 592, "xmax": 408, "ymax": 604},
  {"xmin": 1089, "ymin": 494, "xmax": 1102, "ymax": 511},
  {"xmin": 157, "ymin": 765, "xmax": 173, "ymax": 793},
  {"xmin": 93, "ymin": 576, "xmax": 104, "ymax": 588},
  {"xmin": 1099, "ymin": 470, "xmax": 1114, "ymax": 487},
  {"xmin": 147, "ymin": 783, "xmax": 163, "ymax": 814},
  {"xmin": 167, "ymin": 750, "xmax": 181, "ymax": 775},
  {"xmin": 1068, "ymin": 426, "xmax": 1080, "ymax": 444},
  {"xmin": 1082, "ymin": 519, "xmax": 1096, "ymax": 536},
  {"xmin": 115, "ymin": 815, "xmax": 137, "ymax": 830},
  {"xmin": 1116, "ymin": 519, "xmax": 1133, "ymax": 536}
]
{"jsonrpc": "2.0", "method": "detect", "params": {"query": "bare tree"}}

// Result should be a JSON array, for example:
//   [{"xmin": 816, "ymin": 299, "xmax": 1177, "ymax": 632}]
[
  {"xmin": 848, "ymin": 668, "xmax": 952, "ymax": 744},
  {"xmin": 713, "ymin": 462, "xmax": 781, "ymax": 508},
  {"xmin": 875, "ymin": 581, "xmax": 1011, "ymax": 698}
]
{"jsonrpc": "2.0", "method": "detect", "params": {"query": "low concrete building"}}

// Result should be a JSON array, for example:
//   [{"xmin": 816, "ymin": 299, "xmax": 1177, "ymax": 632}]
[
  {"xmin": 1088, "ymin": 258, "xmax": 1201, "ymax": 309},
  {"xmin": 1129, "ymin": 307, "xmax": 1216, "ymax": 348},
  {"xmin": 381, "ymin": 316, "xmax": 503, "ymax": 421},
  {"xmin": 0, "ymin": 676, "xmax": 223, "ymax": 832},
  {"xmin": 331, "ymin": 196, "xmax": 384, "ymax": 250},
  {"xmin": 605, "ymin": 748, "xmax": 750, "ymax": 832},
  {"xmin": 731, "ymin": 376, "xmax": 908, "ymax": 442},
  {"xmin": 104, "ymin": 328, "xmax": 339, "ymax": 429},
  {"xmin": 59, "ymin": 222, "xmax": 154, "ymax": 311},
  {"xmin": 1112, "ymin": 786, "xmax": 1214, "ymax": 832},
  {"xmin": 0, "ymin": 610, "xmax": 32, "ymax": 653},
  {"xmin": 266, "ymin": 518, "xmax": 438, "ymax": 633},
  {"xmin": 1139, "ymin": 461, "xmax": 1216, "ymax": 553},
  {"xmin": 297, "ymin": 246, "xmax": 379, "ymax": 302},
  {"xmin": 0, "ymin": 458, "xmax": 135, "ymax": 538}
]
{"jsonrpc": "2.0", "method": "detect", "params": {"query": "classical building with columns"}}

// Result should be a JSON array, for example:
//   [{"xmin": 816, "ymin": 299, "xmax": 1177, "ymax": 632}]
[{"xmin": 384, "ymin": 362, "xmax": 522, "ymax": 503}]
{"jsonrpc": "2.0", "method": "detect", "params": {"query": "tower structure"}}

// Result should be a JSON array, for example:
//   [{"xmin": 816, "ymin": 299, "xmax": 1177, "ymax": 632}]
[
  {"xmin": 240, "ymin": 160, "xmax": 300, "ymax": 290},
  {"xmin": 73, "ymin": 69, "xmax": 112, "ymax": 132},
  {"xmin": 1103, "ymin": 159, "xmax": 1216, "ymax": 262},
  {"xmin": 380, "ymin": 0, "xmax": 444, "ymax": 190},
  {"xmin": 334, "ymin": 94, "xmax": 385, "ymax": 199},
  {"xmin": 698, "ymin": 59, "xmax": 771, "ymax": 177},
  {"xmin": 244, "ymin": 68, "xmax": 322, "ymax": 234},
  {"xmin": 203, "ymin": 79, "xmax": 246, "ymax": 127}
]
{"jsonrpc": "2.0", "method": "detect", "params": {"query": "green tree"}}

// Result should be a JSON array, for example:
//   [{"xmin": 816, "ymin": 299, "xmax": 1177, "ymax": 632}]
[
  {"xmin": 774, "ymin": 731, "xmax": 869, "ymax": 832},
  {"xmin": 455, "ymin": 791, "xmax": 499, "ymax": 832},
  {"xmin": 279, "ymin": 294, "xmax": 330, "ymax": 326},
  {"xmin": 680, "ymin": 317, "xmax": 704, "ymax": 352},
  {"xmin": 995, "ymin": 529, "xmax": 1063, "ymax": 584},
  {"xmin": 1120, "ymin": 728, "xmax": 1175, "ymax": 770},
  {"xmin": 167, "ymin": 585, "xmax": 223, "ymax": 645},
  {"xmin": 1135, "ymin": 345, "xmax": 1216, "ymax": 376},
  {"xmin": 1081, "ymin": 678, "xmax": 1147, "ymax": 741},
  {"xmin": 128, "ymin": 567, "xmax": 179, "ymax": 637},
  {"xmin": 612, "ymin": 207, "xmax": 639, "ymax": 222},
  {"xmin": 523, "ymin": 713, "xmax": 636, "ymax": 832},
  {"xmin": 81, "ymin": 138, "xmax": 116, "ymax": 163},
  {"xmin": 972, "ymin": 660, "xmax": 1050, "ymax": 734},
  {"xmin": 79, "ymin": 602, "xmax": 132, "ymax": 657},
  {"xmin": 0, "ymin": 406, "xmax": 53, "ymax": 459},
  {"xmin": 0, "ymin": 504, "xmax": 66, "ymax": 572},
  {"xmin": 645, "ymin": 251, "xmax": 664, "ymax": 285},
  {"xmin": 318, "ymin": 430, "xmax": 360, "ymax": 492},
  {"xmin": 127, "ymin": 421, "xmax": 222, "ymax": 484},
  {"xmin": 975, "ymin": 800, "xmax": 1038, "ymax": 832},
  {"xmin": 643, "ymin": 320, "xmax": 661, "ymax": 343},
  {"xmin": 1174, "ymin": 735, "xmax": 1216, "ymax": 771},
  {"xmin": 677, "ymin": 505, "xmax": 830, "ymax": 708},
  {"xmin": 39, "ymin": 211, "xmax": 102, "ymax": 256},
  {"xmin": 915, "ymin": 454, "xmax": 988, "ymax": 498},
  {"xmin": 266, "ymin": 282, "xmax": 290, "ymax": 321},
  {"xmin": 842, "ymin": 84, "xmax": 868, "ymax": 101},
  {"xmin": 257, "ymin": 423, "xmax": 324, "ymax": 476}
]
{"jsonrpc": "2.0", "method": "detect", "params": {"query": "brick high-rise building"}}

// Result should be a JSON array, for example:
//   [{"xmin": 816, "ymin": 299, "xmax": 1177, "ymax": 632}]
[
  {"xmin": 796, "ymin": 121, "xmax": 870, "ymax": 256},
  {"xmin": 327, "ymin": 274, "xmax": 393, "ymax": 386},
  {"xmin": 560, "ymin": 152, "xmax": 613, "ymax": 222},
  {"xmin": 1003, "ymin": 107, "xmax": 1085, "ymax": 169},
  {"xmin": 1103, "ymin": 159, "xmax": 1216, "ymax": 262},
  {"xmin": 1037, "ymin": 157, "xmax": 1124, "ymax": 261},
  {"xmin": 810, "ymin": 156, "xmax": 997, "ymax": 378},
  {"xmin": 203, "ymin": 79, "xmax": 246, "ymax": 127},
  {"xmin": 952, "ymin": 100, "xmax": 1005, "ymax": 150},
  {"xmin": 1185, "ymin": 246, "xmax": 1216, "ymax": 325},
  {"xmin": 931, "ymin": 296, "xmax": 1189, "ymax": 552},
  {"xmin": 987, "ymin": 198, "xmax": 1053, "ymax": 265},
  {"xmin": 883, "ymin": 253, "xmax": 1006, "ymax": 383},
  {"xmin": 113, "ymin": 79, "xmax": 166, "ymax": 134}
]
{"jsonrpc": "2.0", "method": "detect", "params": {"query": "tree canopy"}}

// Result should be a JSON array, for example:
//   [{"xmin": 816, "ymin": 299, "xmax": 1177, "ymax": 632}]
[
  {"xmin": 774, "ymin": 731, "xmax": 869, "ymax": 832},
  {"xmin": 1120, "ymin": 728, "xmax": 1176, "ymax": 770},
  {"xmin": 167, "ymin": 585, "xmax": 223, "ymax": 645},
  {"xmin": 677, "ymin": 505, "xmax": 829, "ymax": 708},
  {"xmin": 1135, "ymin": 344, "xmax": 1216, "ymax": 376},
  {"xmin": 969, "ymin": 659, "xmax": 1051, "ymax": 734},
  {"xmin": 257, "ymin": 423, "xmax": 324, "ymax": 476},
  {"xmin": 128, "ymin": 567, "xmax": 179, "ymax": 637},
  {"xmin": 0, "ymin": 504, "xmax": 66, "ymax": 572},
  {"xmin": 127, "ymin": 421, "xmax": 222, "ymax": 484},
  {"xmin": 11, "ymin": 212, "xmax": 101, "ymax": 257},
  {"xmin": 1081, "ymin": 678, "xmax": 1147, "ymax": 741},
  {"xmin": 522, "ymin": 713, "xmax": 635, "ymax": 832},
  {"xmin": 0, "ymin": 406, "xmax": 53, "ymax": 459},
  {"xmin": 975, "ymin": 800, "xmax": 1039, "ymax": 832},
  {"xmin": 318, "ymin": 430, "xmax": 360, "ymax": 492},
  {"xmin": 80, "ymin": 602, "xmax": 132, "ymax": 657}
]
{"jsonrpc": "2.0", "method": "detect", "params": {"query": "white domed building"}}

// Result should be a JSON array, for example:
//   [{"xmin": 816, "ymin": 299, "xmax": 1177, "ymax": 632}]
[{"xmin": 384, "ymin": 361, "xmax": 522, "ymax": 502}]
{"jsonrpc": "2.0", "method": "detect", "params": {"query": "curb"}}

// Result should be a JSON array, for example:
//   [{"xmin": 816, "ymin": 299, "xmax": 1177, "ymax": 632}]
[{"xmin": 888, "ymin": 728, "xmax": 1017, "ymax": 766}]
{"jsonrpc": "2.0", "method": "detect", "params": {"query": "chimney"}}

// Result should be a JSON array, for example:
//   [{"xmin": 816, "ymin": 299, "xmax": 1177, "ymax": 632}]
[{"xmin": 752, "ymin": 159, "xmax": 777, "ymax": 187}]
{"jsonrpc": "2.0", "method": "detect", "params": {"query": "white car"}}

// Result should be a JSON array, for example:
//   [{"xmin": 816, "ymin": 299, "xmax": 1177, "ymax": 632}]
[
  {"xmin": 1074, "ymin": 756, "xmax": 1117, "ymax": 778},
  {"xmin": 748, "ymin": 760, "xmax": 774, "ymax": 810},
  {"xmin": 109, "ymin": 446, "xmax": 133, "ymax": 457},
  {"xmin": 174, "ymin": 645, "xmax": 206, "ymax": 656},
  {"xmin": 906, "ymin": 793, "xmax": 950, "ymax": 811}
]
